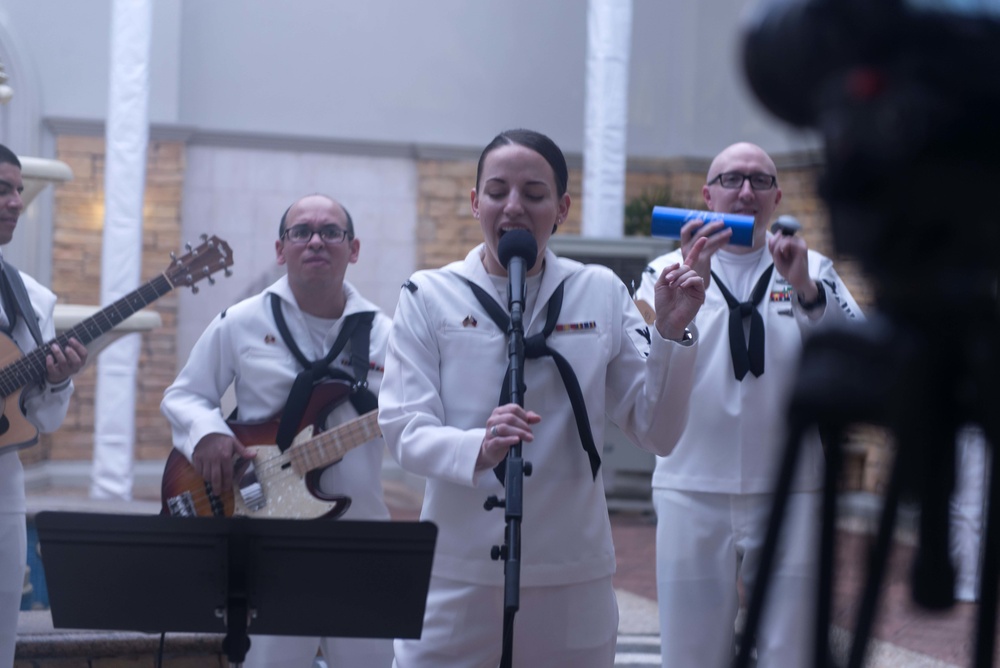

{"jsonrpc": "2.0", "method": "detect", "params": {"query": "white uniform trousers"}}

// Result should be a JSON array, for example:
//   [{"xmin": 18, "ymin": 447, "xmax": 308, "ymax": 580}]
[
  {"xmin": 950, "ymin": 426, "xmax": 988, "ymax": 603},
  {"xmin": 393, "ymin": 574, "xmax": 618, "ymax": 668},
  {"xmin": 0, "ymin": 511, "xmax": 26, "ymax": 668},
  {"xmin": 654, "ymin": 489, "xmax": 820, "ymax": 668},
  {"xmin": 242, "ymin": 634, "xmax": 393, "ymax": 668}
]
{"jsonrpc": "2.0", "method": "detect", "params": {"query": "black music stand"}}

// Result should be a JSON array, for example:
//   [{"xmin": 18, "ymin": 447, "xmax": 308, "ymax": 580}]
[{"xmin": 35, "ymin": 511, "xmax": 436, "ymax": 665}]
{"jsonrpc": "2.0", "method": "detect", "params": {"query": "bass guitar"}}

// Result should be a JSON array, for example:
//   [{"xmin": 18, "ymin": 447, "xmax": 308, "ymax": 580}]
[
  {"xmin": 0, "ymin": 235, "xmax": 233, "ymax": 455},
  {"xmin": 160, "ymin": 380, "xmax": 380, "ymax": 520}
]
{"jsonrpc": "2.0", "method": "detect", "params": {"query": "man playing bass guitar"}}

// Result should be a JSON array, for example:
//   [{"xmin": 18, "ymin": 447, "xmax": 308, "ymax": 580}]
[{"xmin": 161, "ymin": 194, "xmax": 393, "ymax": 668}]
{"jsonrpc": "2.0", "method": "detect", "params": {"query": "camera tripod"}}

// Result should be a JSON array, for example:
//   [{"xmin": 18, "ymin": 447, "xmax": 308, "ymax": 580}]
[{"xmin": 734, "ymin": 297, "xmax": 999, "ymax": 668}]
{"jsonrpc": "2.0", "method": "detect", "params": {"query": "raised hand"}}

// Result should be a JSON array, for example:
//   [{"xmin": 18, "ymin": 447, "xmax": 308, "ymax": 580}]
[
  {"xmin": 768, "ymin": 232, "xmax": 818, "ymax": 301},
  {"xmin": 680, "ymin": 219, "xmax": 732, "ymax": 288},
  {"xmin": 654, "ymin": 237, "xmax": 708, "ymax": 340}
]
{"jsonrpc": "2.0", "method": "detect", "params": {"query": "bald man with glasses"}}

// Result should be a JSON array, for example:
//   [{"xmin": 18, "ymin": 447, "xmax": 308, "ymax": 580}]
[
  {"xmin": 162, "ymin": 194, "xmax": 394, "ymax": 668},
  {"xmin": 636, "ymin": 142, "xmax": 863, "ymax": 668}
]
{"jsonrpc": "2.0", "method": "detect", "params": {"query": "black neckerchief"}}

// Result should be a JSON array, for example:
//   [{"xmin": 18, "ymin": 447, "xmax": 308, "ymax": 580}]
[
  {"xmin": 710, "ymin": 264, "xmax": 774, "ymax": 380},
  {"xmin": 269, "ymin": 293, "xmax": 376, "ymax": 451},
  {"xmin": 466, "ymin": 279, "xmax": 601, "ymax": 483}
]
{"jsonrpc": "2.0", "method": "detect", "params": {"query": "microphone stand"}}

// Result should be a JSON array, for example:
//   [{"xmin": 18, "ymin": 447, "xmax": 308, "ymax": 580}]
[{"xmin": 485, "ymin": 255, "xmax": 532, "ymax": 668}]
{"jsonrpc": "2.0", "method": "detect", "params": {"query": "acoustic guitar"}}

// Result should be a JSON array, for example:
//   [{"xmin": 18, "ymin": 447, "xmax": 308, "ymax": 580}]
[
  {"xmin": 0, "ymin": 235, "xmax": 233, "ymax": 455},
  {"xmin": 160, "ymin": 380, "xmax": 381, "ymax": 520}
]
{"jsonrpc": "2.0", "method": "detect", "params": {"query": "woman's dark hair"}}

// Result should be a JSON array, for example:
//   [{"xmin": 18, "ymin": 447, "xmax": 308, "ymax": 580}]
[{"xmin": 475, "ymin": 129, "xmax": 568, "ymax": 197}]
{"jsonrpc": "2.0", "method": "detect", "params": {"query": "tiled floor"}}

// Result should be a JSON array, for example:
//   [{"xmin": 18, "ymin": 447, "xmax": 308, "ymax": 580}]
[
  {"xmin": 609, "ymin": 510, "xmax": 998, "ymax": 668},
  {"xmin": 28, "ymin": 475, "xmax": 995, "ymax": 666}
]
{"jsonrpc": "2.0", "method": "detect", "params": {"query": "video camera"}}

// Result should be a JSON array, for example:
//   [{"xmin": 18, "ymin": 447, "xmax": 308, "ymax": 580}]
[
  {"xmin": 736, "ymin": 2, "xmax": 1000, "ymax": 666},
  {"xmin": 744, "ymin": 0, "xmax": 1000, "ymax": 311}
]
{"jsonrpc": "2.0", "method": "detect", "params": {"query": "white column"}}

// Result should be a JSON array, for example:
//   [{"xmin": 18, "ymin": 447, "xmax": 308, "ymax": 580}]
[
  {"xmin": 582, "ymin": 0, "xmax": 633, "ymax": 238},
  {"xmin": 90, "ymin": 0, "xmax": 153, "ymax": 500}
]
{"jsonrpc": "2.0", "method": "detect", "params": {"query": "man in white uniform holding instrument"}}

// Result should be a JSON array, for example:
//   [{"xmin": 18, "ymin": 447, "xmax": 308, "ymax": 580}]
[{"xmin": 636, "ymin": 142, "xmax": 863, "ymax": 668}]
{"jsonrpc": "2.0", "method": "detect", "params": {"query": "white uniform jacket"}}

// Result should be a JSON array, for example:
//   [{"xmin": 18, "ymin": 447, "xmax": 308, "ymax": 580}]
[
  {"xmin": 0, "ymin": 268, "xmax": 74, "ymax": 513},
  {"xmin": 378, "ymin": 245, "xmax": 699, "ymax": 586},
  {"xmin": 636, "ymin": 236, "xmax": 863, "ymax": 494},
  {"xmin": 161, "ymin": 276, "xmax": 391, "ymax": 520}
]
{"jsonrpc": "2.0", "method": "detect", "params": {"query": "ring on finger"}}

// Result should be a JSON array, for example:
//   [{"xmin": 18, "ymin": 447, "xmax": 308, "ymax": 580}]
[{"xmin": 490, "ymin": 425, "xmax": 499, "ymax": 437}]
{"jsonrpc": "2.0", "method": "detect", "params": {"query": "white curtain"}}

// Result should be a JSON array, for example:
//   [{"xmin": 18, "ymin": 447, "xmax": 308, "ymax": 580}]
[
  {"xmin": 582, "ymin": 0, "xmax": 633, "ymax": 238},
  {"xmin": 90, "ymin": 0, "xmax": 153, "ymax": 500}
]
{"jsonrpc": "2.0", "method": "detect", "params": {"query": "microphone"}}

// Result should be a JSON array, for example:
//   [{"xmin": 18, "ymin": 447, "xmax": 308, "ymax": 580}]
[{"xmin": 497, "ymin": 230, "xmax": 538, "ymax": 314}]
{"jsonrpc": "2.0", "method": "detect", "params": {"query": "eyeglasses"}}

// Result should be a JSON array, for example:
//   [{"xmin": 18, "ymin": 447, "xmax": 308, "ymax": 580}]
[
  {"xmin": 707, "ymin": 172, "xmax": 777, "ymax": 191},
  {"xmin": 281, "ymin": 225, "xmax": 351, "ymax": 244}
]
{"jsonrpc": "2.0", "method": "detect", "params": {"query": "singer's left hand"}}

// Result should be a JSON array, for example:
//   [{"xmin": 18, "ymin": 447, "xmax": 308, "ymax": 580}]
[{"xmin": 654, "ymin": 237, "xmax": 707, "ymax": 340}]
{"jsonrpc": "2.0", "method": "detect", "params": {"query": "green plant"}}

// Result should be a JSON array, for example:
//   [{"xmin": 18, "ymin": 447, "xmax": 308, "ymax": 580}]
[{"xmin": 624, "ymin": 186, "xmax": 684, "ymax": 236}]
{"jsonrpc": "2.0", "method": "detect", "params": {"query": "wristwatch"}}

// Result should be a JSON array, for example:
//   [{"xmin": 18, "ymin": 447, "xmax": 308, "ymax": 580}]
[
  {"xmin": 797, "ymin": 281, "xmax": 826, "ymax": 311},
  {"xmin": 671, "ymin": 328, "xmax": 694, "ymax": 344}
]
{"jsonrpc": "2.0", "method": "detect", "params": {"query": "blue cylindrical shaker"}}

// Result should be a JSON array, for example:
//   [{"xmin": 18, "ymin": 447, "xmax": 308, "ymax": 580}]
[{"xmin": 650, "ymin": 206, "xmax": 755, "ymax": 247}]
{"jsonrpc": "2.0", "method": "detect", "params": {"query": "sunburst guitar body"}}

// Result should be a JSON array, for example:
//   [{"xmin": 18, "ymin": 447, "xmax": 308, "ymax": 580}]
[{"xmin": 160, "ymin": 380, "xmax": 381, "ymax": 520}]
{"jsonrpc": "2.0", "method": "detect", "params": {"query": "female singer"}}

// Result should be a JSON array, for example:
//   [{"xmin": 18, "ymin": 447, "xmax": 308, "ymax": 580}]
[{"xmin": 378, "ymin": 128, "xmax": 706, "ymax": 667}]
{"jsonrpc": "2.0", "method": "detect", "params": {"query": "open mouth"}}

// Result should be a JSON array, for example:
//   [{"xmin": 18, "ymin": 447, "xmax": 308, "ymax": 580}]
[{"xmin": 498, "ymin": 226, "xmax": 529, "ymax": 239}]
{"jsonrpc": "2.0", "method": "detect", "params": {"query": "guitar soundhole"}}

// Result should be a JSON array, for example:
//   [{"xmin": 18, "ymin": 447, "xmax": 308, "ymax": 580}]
[{"xmin": 281, "ymin": 462, "xmax": 291, "ymax": 470}]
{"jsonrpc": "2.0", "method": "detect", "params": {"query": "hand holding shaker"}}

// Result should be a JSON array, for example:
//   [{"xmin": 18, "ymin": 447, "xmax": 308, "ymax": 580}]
[{"xmin": 650, "ymin": 206, "xmax": 755, "ymax": 247}]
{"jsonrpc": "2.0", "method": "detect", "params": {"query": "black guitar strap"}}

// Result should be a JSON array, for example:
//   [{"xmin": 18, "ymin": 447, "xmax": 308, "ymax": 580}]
[
  {"xmin": 0, "ymin": 261, "xmax": 43, "ymax": 346},
  {"xmin": 269, "ymin": 293, "xmax": 376, "ymax": 452}
]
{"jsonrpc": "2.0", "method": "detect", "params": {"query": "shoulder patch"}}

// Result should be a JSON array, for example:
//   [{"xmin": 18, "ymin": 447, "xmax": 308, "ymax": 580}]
[
  {"xmin": 402, "ymin": 280, "xmax": 418, "ymax": 293},
  {"xmin": 220, "ymin": 309, "xmax": 228, "ymax": 319}
]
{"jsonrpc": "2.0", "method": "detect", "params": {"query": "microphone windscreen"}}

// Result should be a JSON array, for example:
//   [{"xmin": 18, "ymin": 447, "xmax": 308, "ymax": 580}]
[{"xmin": 497, "ymin": 230, "xmax": 538, "ymax": 271}]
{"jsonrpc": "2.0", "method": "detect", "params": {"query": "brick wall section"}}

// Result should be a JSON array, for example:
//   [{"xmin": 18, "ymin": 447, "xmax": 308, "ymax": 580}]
[
  {"xmin": 414, "ymin": 160, "xmax": 588, "ymax": 270},
  {"xmin": 412, "ymin": 154, "xmax": 876, "ymax": 320},
  {"xmin": 20, "ymin": 136, "xmax": 182, "ymax": 466}
]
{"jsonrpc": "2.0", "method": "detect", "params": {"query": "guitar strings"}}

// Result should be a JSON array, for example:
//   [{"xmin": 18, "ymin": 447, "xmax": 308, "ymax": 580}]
[
  {"xmin": 0, "ymin": 276, "xmax": 172, "ymax": 396},
  {"xmin": 3, "ymin": 239, "xmax": 231, "ymax": 397},
  {"xmin": 166, "ymin": 415, "xmax": 381, "ymax": 514},
  {"xmin": 248, "ymin": 414, "xmax": 379, "ymax": 478}
]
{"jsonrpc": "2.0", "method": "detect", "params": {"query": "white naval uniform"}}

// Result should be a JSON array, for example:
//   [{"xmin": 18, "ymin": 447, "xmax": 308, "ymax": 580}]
[
  {"xmin": 636, "ymin": 236, "xmax": 863, "ymax": 668},
  {"xmin": 379, "ymin": 244, "xmax": 699, "ymax": 667},
  {"xmin": 161, "ymin": 276, "xmax": 393, "ymax": 668},
  {"xmin": 0, "ymin": 265, "xmax": 74, "ymax": 667}
]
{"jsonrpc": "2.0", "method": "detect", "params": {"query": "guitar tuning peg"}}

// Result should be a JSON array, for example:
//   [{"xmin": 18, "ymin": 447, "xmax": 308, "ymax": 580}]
[
  {"xmin": 200, "ymin": 233, "xmax": 208, "ymax": 242},
  {"xmin": 170, "ymin": 251, "xmax": 177, "ymax": 261},
  {"xmin": 225, "ymin": 268, "xmax": 233, "ymax": 278},
  {"xmin": 191, "ymin": 284, "xmax": 199, "ymax": 294},
  {"xmin": 207, "ymin": 276, "xmax": 216, "ymax": 286},
  {"xmin": 185, "ymin": 242, "xmax": 193, "ymax": 252}
]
